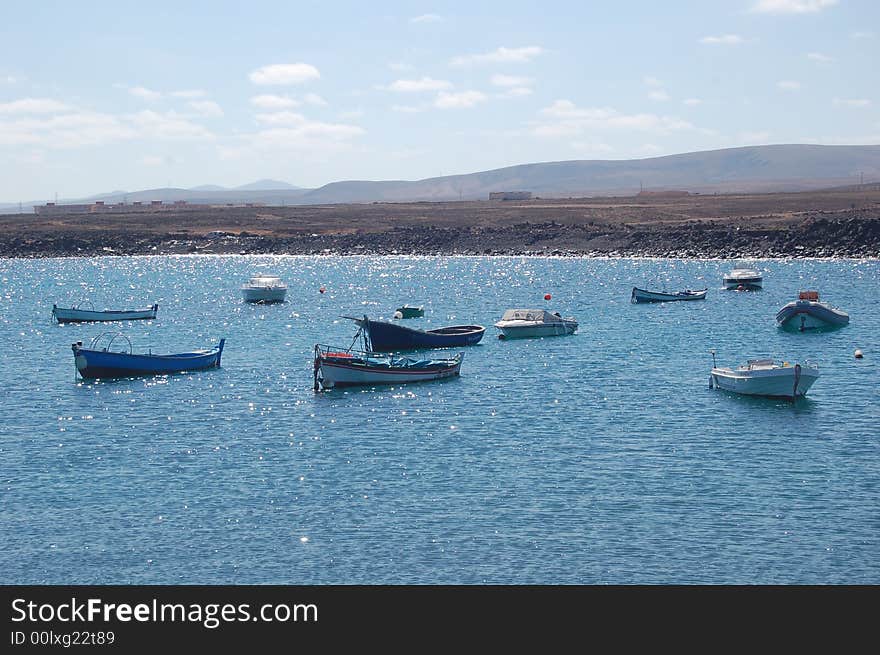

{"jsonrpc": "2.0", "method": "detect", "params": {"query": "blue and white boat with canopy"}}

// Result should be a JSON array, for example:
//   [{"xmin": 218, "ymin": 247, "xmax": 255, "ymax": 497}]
[{"xmin": 313, "ymin": 344, "xmax": 463, "ymax": 390}]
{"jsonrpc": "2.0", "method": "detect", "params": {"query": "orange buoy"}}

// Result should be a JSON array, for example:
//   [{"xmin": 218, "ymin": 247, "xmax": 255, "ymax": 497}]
[{"xmin": 544, "ymin": 293, "xmax": 552, "ymax": 300}]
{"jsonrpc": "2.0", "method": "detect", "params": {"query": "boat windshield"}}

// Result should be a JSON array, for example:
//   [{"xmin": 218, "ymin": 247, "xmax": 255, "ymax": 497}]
[
  {"xmin": 247, "ymin": 276, "xmax": 284, "ymax": 286},
  {"xmin": 500, "ymin": 309, "xmax": 561, "ymax": 322}
]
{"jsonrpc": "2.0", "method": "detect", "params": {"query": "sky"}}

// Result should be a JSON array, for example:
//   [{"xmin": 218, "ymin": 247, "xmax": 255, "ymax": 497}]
[{"xmin": 1, "ymin": 0, "xmax": 878, "ymax": 202}]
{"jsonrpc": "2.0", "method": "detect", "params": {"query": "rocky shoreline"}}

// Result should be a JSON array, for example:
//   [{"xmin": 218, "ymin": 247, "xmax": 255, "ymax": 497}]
[
  {"xmin": 1, "ymin": 214, "xmax": 878, "ymax": 259},
  {"xmin": 2, "ymin": 192, "xmax": 878, "ymax": 259}
]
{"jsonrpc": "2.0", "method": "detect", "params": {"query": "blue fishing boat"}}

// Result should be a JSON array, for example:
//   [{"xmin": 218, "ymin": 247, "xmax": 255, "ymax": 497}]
[
  {"xmin": 346, "ymin": 315, "xmax": 485, "ymax": 351},
  {"xmin": 72, "ymin": 332, "xmax": 225, "ymax": 379}
]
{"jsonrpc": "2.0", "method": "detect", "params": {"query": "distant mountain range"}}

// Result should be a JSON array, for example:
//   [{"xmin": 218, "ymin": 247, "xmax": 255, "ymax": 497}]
[
  {"xmin": 187, "ymin": 179, "xmax": 301, "ymax": 192},
  {"xmin": 3, "ymin": 144, "xmax": 879, "ymax": 214}
]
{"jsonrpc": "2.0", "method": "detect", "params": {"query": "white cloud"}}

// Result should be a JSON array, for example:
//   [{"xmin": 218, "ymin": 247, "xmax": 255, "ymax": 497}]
[
  {"xmin": 142, "ymin": 155, "xmax": 164, "ymax": 166},
  {"xmin": 254, "ymin": 121, "xmax": 364, "ymax": 147},
  {"xmin": 700, "ymin": 34, "xmax": 744, "ymax": 45},
  {"xmin": 391, "ymin": 104, "xmax": 423, "ymax": 113},
  {"xmin": 451, "ymin": 46, "xmax": 544, "ymax": 66},
  {"xmin": 0, "ymin": 111, "xmax": 136, "ymax": 147},
  {"xmin": 126, "ymin": 110, "xmax": 214, "ymax": 140},
  {"xmin": 250, "ymin": 94, "xmax": 301, "ymax": 109},
  {"xmin": 850, "ymin": 31, "xmax": 874, "ymax": 39},
  {"xmin": 807, "ymin": 52, "xmax": 834, "ymax": 62},
  {"xmin": 3, "ymin": 75, "xmax": 20, "ymax": 84},
  {"xmin": 170, "ymin": 89, "xmax": 206, "ymax": 99},
  {"xmin": 750, "ymin": 0, "xmax": 837, "ymax": 13},
  {"xmin": 534, "ymin": 99, "xmax": 702, "ymax": 137},
  {"xmin": 683, "ymin": 98, "xmax": 703, "ymax": 106},
  {"xmin": 249, "ymin": 63, "xmax": 320, "ymax": 85},
  {"xmin": 129, "ymin": 86, "xmax": 162, "ymax": 101},
  {"xmin": 639, "ymin": 143, "xmax": 663, "ymax": 155},
  {"xmin": 410, "ymin": 14, "xmax": 442, "ymax": 23},
  {"xmin": 187, "ymin": 100, "xmax": 224, "ymax": 117},
  {"xmin": 387, "ymin": 77, "xmax": 453, "ymax": 92},
  {"xmin": 795, "ymin": 133, "xmax": 880, "ymax": 146},
  {"xmin": 648, "ymin": 90, "xmax": 670, "ymax": 101},
  {"xmin": 739, "ymin": 130, "xmax": 772, "ymax": 142},
  {"xmin": 643, "ymin": 76, "xmax": 663, "ymax": 87},
  {"xmin": 571, "ymin": 142, "xmax": 615, "ymax": 156},
  {"xmin": 255, "ymin": 111, "xmax": 307, "ymax": 126},
  {"xmin": 503, "ymin": 87, "xmax": 533, "ymax": 97},
  {"xmin": 0, "ymin": 106, "xmax": 214, "ymax": 148},
  {"xmin": 388, "ymin": 62, "xmax": 415, "ymax": 72},
  {"xmin": 338, "ymin": 109, "xmax": 364, "ymax": 120},
  {"xmin": 833, "ymin": 98, "xmax": 871, "ymax": 107},
  {"xmin": 777, "ymin": 80, "xmax": 802, "ymax": 90},
  {"xmin": 304, "ymin": 93, "xmax": 328, "ymax": 106},
  {"xmin": 0, "ymin": 98, "xmax": 72, "ymax": 114},
  {"xmin": 434, "ymin": 90, "xmax": 488, "ymax": 109},
  {"xmin": 491, "ymin": 74, "xmax": 533, "ymax": 87}
]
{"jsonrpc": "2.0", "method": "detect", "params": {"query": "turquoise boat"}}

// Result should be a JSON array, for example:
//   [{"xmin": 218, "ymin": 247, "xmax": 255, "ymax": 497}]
[{"xmin": 394, "ymin": 305, "xmax": 425, "ymax": 319}]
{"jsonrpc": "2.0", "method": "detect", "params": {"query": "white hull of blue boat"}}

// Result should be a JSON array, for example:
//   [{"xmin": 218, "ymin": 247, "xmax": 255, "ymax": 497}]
[
  {"xmin": 242, "ymin": 274, "xmax": 287, "ymax": 303},
  {"xmin": 723, "ymin": 275, "xmax": 763, "ymax": 290},
  {"xmin": 242, "ymin": 287, "xmax": 287, "ymax": 303},
  {"xmin": 710, "ymin": 360, "xmax": 819, "ymax": 400},
  {"xmin": 723, "ymin": 265, "xmax": 763, "ymax": 290},
  {"xmin": 53, "ymin": 304, "xmax": 158, "ymax": 323},
  {"xmin": 495, "ymin": 322, "xmax": 578, "ymax": 339}
]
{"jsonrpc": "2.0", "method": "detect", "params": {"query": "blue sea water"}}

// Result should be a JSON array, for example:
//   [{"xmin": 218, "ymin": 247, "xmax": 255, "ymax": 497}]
[{"xmin": 1, "ymin": 255, "xmax": 878, "ymax": 584}]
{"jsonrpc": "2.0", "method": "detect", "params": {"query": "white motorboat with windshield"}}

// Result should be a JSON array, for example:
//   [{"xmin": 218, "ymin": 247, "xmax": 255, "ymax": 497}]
[
  {"xmin": 723, "ymin": 263, "xmax": 763, "ymax": 290},
  {"xmin": 241, "ymin": 275, "xmax": 287, "ymax": 303},
  {"xmin": 494, "ymin": 309, "xmax": 578, "ymax": 339},
  {"xmin": 709, "ymin": 352, "xmax": 819, "ymax": 401}
]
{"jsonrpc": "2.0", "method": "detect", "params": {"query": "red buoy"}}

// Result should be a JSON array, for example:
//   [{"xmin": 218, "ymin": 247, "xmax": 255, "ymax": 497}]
[{"xmin": 544, "ymin": 293, "xmax": 552, "ymax": 300}]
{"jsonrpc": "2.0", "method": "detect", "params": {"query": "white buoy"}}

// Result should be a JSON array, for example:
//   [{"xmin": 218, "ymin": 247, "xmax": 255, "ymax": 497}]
[{"xmin": 854, "ymin": 349, "xmax": 864, "ymax": 359}]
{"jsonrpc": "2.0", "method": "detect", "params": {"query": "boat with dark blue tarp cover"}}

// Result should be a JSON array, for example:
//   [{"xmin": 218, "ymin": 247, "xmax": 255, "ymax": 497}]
[{"xmin": 345, "ymin": 315, "xmax": 485, "ymax": 351}]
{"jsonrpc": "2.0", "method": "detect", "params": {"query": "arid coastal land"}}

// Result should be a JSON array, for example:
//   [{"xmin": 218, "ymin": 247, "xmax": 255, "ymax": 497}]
[{"xmin": 2, "ymin": 187, "xmax": 879, "ymax": 259}]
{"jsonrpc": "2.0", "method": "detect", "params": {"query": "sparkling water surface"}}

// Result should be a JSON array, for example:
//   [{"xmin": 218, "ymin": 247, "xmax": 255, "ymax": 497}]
[{"xmin": 1, "ymin": 255, "xmax": 877, "ymax": 584}]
